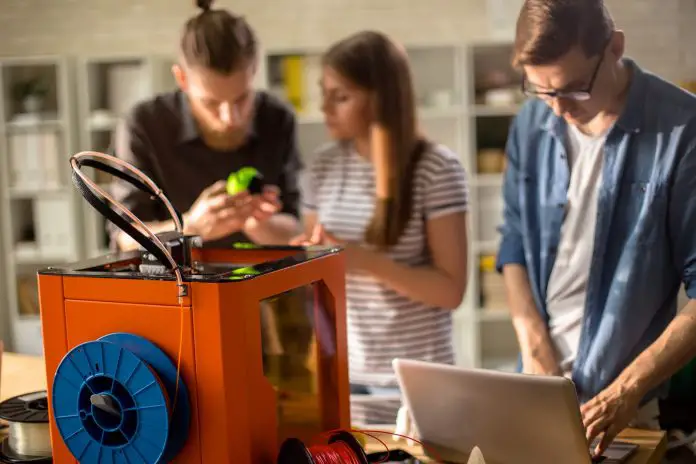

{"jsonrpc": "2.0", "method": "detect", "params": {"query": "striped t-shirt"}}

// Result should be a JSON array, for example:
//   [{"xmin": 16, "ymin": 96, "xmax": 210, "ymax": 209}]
[{"xmin": 301, "ymin": 141, "xmax": 469, "ymax": 388}]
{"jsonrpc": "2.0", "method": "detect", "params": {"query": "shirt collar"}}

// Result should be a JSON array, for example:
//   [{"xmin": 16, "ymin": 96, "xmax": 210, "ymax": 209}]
[
  {"xmin": 612, "ymin": 58, "xmax": 646, "ymax": 134},
  {"xmin": 542, "ymin": 58, "xmax": 647, "ymax": 136},
  {"xmin": 176, "ymin": 90, "xmax": 260, "ymax": 146}
]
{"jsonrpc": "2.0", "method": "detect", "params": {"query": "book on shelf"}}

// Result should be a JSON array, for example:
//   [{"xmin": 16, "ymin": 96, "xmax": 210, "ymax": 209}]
[
  {"xmin": 33, "ymin": 195, "xmax": 76, "ymax": 258},
  {"xmin": 268, "ymin": 54, "xmax": 322, "ymax": 118},
  {"xmin": 9, "ymin": 130, "xmax": 62, "ymax": 190},
  {"xmin": 17, "ymin": 276, "xmax": 40, "ymax": 316},
  {"xmin": 479, "ymin": 255, "xmax": 507, "ymax": 310}
]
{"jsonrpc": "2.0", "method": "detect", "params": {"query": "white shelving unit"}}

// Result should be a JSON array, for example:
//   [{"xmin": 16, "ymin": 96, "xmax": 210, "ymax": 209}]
[
  {"xmin": 0, "ymin": 45, "xmax": 523, "ymax": 369},
  {"xmin": 465, "ymin": 41, "xmax": 525, "ymax": 371},
  {"xmin": 76, "ymin": 54, "xmax": 177, "ymax": 258},
  {"xmin": 0, "ymin": 56, "xmax": 81, "ymax": 355}
]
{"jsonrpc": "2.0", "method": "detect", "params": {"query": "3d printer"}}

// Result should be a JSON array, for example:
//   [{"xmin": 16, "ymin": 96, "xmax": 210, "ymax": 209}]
[{"xmin": 36, "ymin": 152, "xmax": 351, "ymax": 463}]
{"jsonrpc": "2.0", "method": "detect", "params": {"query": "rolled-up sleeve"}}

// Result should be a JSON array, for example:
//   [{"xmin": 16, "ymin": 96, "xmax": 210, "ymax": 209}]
[
  {"xmin": 670, "ymin": 138, "xmax": 696, "ymax": 299},
  {"xmin": 495, "ymin": 117, "xmax": 527, "ymax": 273}
]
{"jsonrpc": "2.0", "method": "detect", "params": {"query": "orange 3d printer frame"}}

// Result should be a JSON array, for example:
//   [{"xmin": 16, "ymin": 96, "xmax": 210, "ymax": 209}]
[{"xmin": 36, "ymin": 152, "xmax": 350, "ymax": 464}]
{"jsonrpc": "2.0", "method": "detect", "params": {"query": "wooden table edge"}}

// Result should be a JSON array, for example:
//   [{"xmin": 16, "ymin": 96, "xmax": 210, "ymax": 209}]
[{"xmin": 360, "ymin": 425, "xmax": 667, "ymax": 463}]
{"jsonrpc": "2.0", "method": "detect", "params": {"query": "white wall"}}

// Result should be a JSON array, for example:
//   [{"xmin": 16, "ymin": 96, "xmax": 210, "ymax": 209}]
[{"xmin": 0, "ymin": 0, "xmax": 694, "ymax": 82}]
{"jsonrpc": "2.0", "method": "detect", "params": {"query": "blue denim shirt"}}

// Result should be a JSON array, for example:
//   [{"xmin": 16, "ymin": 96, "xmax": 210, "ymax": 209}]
[{"xmin": 496, "ymin": 59, "xmax": 696, "ymax": 404}]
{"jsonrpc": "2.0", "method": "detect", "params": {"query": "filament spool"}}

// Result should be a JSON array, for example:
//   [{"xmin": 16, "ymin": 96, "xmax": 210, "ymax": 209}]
[
  {"xmin": 276, "ymin": 431, "xmax": 369, "ymax": 464},
  {"xmin": 0, "ymin": 390, "xmax": 52, "ymax": 463},
  {"xmin": 52, "ymin": 333, "xmax": 191, "ymax": 464}
]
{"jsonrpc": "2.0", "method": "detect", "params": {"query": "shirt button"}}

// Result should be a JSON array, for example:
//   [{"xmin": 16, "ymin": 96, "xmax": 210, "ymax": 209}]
[{"xmin": 557, "ymin": 203, "xmax": 564, "ymax": 209}]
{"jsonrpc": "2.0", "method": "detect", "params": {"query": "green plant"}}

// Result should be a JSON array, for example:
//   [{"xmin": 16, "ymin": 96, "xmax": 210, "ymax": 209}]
[{"xmin": 12, "ymin": 77, "xmax": 48, "ymax": 101}]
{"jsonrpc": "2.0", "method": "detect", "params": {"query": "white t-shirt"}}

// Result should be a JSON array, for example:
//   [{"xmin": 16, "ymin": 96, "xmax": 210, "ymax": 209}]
[{"xmin": 546, "ymin": 124, "xmax": 607, "ymax": 375}]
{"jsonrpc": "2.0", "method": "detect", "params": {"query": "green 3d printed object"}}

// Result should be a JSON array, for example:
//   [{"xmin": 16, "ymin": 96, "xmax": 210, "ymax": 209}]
[{"xmin": 226, "ymin": 167, "xmax": 265, "ymax": 195}]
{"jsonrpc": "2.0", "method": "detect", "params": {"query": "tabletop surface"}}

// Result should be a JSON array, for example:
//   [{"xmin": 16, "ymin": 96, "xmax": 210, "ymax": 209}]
[
  {"xmin": 0, "ymin": 351, "xmax": 668, "ymax": 463},
  {"xmin": 363, "ymin": 427, "xmax": 668, "ymax": 463}
]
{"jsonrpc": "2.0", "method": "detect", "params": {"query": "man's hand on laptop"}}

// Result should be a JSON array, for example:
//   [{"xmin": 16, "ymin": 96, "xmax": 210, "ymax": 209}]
[{"xmin": 581, "ymin": 379, "xmax": 643, "ymax": 458}]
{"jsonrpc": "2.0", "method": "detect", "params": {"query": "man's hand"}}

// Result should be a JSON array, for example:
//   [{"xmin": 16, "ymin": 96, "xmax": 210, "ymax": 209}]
[
  {"xmin": 581, "ymin": 380, "xmax": 644, "ymax": 458},
  {"xmin": 245, "ymin": 185, "xmax": 283, "ymax": 228},
  {"xmin": 184, "ymin": 180, "xmax": 254, "ymax": 242}
]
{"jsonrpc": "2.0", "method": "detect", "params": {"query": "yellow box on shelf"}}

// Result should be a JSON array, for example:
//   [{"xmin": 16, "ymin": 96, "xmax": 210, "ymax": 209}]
[
  {"xmin": 282, "ymin": 55, "xmax": 305, "ymax": 113},
  {"xmin": 479, "ymin": 254, "xmax": 496, "ymax": 272}
]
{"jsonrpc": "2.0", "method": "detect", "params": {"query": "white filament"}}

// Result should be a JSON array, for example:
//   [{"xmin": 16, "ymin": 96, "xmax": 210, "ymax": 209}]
[{"xmin": 7, "ymin": 422, "xmax": 52, "ymax": 458}]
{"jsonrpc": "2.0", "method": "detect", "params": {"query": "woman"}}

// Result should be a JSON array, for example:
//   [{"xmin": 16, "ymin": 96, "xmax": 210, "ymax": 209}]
[{"xmin": 293, "ymin": 30, "xmax": 469, "ymax": 425}]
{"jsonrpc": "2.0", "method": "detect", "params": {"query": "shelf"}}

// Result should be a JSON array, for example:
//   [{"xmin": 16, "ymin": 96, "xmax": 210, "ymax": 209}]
[
  {"xmin": 8, "ymin": 186, "xmax": 68, "ymax": 199},
  {"xmin": 469, "ymin": 41, "xmax": 518, "ymax": 370},
  {"xmin": 419, "ymin": 106, "xmax": 466, "ymax": 119},
  {"xmin": 14, "ymin": 245, "xmax": 75, "ymax": 265},
  {"xmin": 82, "ymin": 57, "xmax": 153, "ymax": 121},
  {"xmin": 1, "ymin": 61, "xmax": 63, "ymax": 123},
  {"xmin": 5, "ymin": 118, "xmax": 64, "ymax": 131},
  {"xmin": 297, "ymin": 113, "xmax": 324, "ymax": 125},
  {"xmin": 476, "ymin": 309, "xmax": 510, "ymax": 322},
  {"xmin": 86, "ymin": 115, "xmax": 118, "ymax": 131},
  {"xmin": 407, "ymin": 46, "xmax": 460, "ymax": 109},
  {"xmin": 12, "ymin": 317, "xmax": 43, "ymax": 356},
  {"xmin": 481, "ymin": 357, "xmax": 518, "ymax": 372},
  {"xmin": 296, "ymin": 106, "xmax": 466, "ymax": 125},
  {"xmin": 471, "ymin": 104, "xmax": 520, "ymax": 117},
  {"xmin": 472, "ymin": 173, "xmax": 503, "ymax": 187},
  {"xmin": 76, "ymin": 55, "xmax": 171, "ymax": 260},
  {"xmin": 473, "ymin": 240, "xmax": 499, "ymax": 254},
  {"xmin": 479, "ymin": 312, "xmax": 519, "ymax": 370},
  {"xmin": 0, "ymin": 56, "xmax": 81, "ymax": 354},
  {"xmin": 266, "ymin": 45, "xmax": 465, "ymax": 168}
]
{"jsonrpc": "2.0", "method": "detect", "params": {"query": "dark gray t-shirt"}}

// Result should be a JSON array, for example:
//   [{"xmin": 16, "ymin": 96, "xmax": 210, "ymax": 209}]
[{"xmin": 108, "ymin": 90, "xmax": 302, "ymax": 249}]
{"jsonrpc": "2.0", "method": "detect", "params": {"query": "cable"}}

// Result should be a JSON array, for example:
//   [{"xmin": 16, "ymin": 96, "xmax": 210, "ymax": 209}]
[
  {"xmin": 69, "ymin": 151, "xmax": 185, "ymax": 298},
  {"xmin": 69, "ymin": 151, "xmax": 187, "ymax": 420},
  {"xmin": 309, "ymin": 441, "xmax": 364, "ymax": 464},
  {"xmin": 277, "ymin": 429, "xmax": 441, "ymax": 463}
]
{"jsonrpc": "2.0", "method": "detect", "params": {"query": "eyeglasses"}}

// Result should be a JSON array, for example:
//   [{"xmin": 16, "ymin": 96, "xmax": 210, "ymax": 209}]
[{"xmin": 521, "ymin": 40, "xmax": 610, "ymax": 102}]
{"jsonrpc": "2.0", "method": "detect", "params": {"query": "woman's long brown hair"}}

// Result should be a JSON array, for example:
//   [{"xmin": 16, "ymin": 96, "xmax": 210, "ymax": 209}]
[{"xmin": 322, "ymin": 31, "xmax": 427, "ymax": 249}]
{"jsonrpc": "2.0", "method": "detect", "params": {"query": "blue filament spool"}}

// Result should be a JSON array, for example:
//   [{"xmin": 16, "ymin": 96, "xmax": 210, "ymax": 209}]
[{"xmin": 52, "ymin": 333, "xmax": 190, "ymax": 464}]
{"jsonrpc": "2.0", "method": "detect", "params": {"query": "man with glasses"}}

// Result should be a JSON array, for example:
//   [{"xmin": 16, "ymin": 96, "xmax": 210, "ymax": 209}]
[
  {"xmin": 109, "ymin": 4, "xmax": 301, "ymax": 251},
  {"xmin": 497, "ymin": 0, "xmax": 696, "ymax": 457}
]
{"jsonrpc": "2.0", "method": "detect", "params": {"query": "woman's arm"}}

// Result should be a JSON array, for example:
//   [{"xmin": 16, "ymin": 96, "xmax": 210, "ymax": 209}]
[
  {"xmin": 289, "ymin": 210, "xmax": 319, "ymax": 245},
  {"xmin": 361, "ymin": 146, "xmax": 469, "ymax": 309},
  {"xmin": 301, "ymin": 211, "xmax": 318, "ymax": 236},
  {"xmin": 357, "ymin": 211, "xmax": 469, "ymax": 309}
]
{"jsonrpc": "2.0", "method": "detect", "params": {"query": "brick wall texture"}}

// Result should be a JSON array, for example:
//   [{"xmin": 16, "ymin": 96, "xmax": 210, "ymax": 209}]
[{"xmin": 0, "ymin": 0, "xmax": 694, "ymax": 83}]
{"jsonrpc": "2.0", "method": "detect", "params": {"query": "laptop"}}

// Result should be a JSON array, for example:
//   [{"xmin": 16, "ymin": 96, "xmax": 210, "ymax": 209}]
[{"xmin": 392, "ymin": 358, "xmax": 638, "ymax": 464}]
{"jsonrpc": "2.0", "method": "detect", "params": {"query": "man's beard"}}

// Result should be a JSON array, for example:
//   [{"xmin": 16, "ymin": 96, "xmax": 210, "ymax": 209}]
[{"xmin": 200, "ymin": 122, "xmax": 249, "ymax": 151}]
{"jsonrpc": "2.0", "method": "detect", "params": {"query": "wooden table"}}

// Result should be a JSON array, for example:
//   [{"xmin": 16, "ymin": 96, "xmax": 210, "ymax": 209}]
[
  {"xmin": 0, "ymin": 352, "xmax": 47, "ymax": 402},
  {"xmin": 363, "ymin": 427, "xmax": 667, "ymax": 463},
  {"xmin": 0, "ymin": 352, "xmax": 668, "ymax": 463}
]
